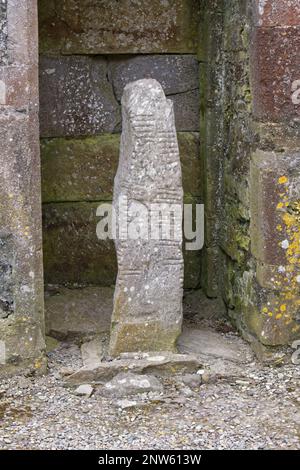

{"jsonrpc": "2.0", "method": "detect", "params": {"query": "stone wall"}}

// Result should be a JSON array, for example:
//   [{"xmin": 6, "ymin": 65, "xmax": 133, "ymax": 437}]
[
  {"xmin": 200, "ymin": 0, "xmax": 300, "ymax": 358},
  {"xmin": 0, "ymin": 0, "xmax": 297, "ymax": 374},
  {"xmin": 248, "ymin": 0, "xmax": 300, "ymax": 355},
  {"xmin": 39, "ymin": 0, "xmax": 299, "ymax": 354},
  {"xmin": 0, "ymin": 0, "xmax": 45, "ymax": 374},
  {"xmin": 38, "ymin": 0, "xmax": 202, "ymax": 290},
  {"xmin": 0, "ymin": 1, "xmax": 8, "ymax": 65}
]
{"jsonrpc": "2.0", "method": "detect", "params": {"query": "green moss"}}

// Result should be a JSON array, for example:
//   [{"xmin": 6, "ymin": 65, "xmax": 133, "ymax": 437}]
[{"xmin": 41, "ymin": 133, "xmax": 202, "ymax": 203}]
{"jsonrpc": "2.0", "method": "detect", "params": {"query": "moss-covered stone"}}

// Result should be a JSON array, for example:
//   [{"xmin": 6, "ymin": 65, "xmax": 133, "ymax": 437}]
[
  {"xmin": 41, "ymin": 133, "xmax": 202, "ymax": 203},
  {"xmin": 41, "ymin": 134, "xmax": 120, "ymax": 203},
  {"xmin": 201, "ymin": 246, "xmax": 220, "ymax": 298},
  {"xmin": 43, "ymin": 201, "xmax": 201, "ymax": 289},
  {"xmin": 109, "ymin": 320, "xmax": 180, "ymax": 357},
  {"xmin": 220, "ymin": 197, "xmax": 250, "ymax": 264},
  {"xmin": 43, "ymin": 202, "xmax": 117, "ymax": 287},
  {"xmin": 38, "ymin": 0, "xmax": 200, "ymax": 55}
]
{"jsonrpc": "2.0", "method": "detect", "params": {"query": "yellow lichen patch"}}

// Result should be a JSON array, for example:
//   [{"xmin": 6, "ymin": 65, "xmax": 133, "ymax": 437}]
[
  {"xmin": 261, "ymin": 182, "xmax": 300, "ymax": 335},
  {"xmin": 278, "ymin": 176, "xmax": 288, "ymax": 184},
  {"xmin": 275, "ymin": 198, "xmax": 300, "ymax": 325}
]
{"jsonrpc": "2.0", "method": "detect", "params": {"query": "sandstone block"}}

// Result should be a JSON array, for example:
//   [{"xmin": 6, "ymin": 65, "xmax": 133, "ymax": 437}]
[
  {"xmin": 251, "ymin": 26, "xmax": 300, "ymax": 122},
  {"xmin": 0, "ymin": 2, "xmax": 8, "ymax": 66},
  {"xmin": 42, "ymin": 201, "xmax": 201, "ymax": 289},
  {"xmin": 41, "ymin": 132, "xmax": 201, "ymax": 203},
  {"xmin": 45, "ymin": 286, "xmax": 113, "ymax": 340},
  {"xmin": 0, "ymin": 65, "xmax": 38, "ymax": 109},
  {"xmin": 250, "ymin": 150, "xmax": 300, "ymax": 265},
  {"xmin": 39, "ymin": 56, "xmax": 120, "ymax": 137},
  {"xmin": 42, "ymin": 203, "xmax": 117, "ymax": 287},
  {"xmin": 39, "ymin": 0, "xmax": 200, "ymax": 55},
  {"xmin": 6, "ymin": 0, "xmax": 38, "ymax": 65},
  {"xmin": 110, "ymin": 55, "xmax": 199, "ymax": 100},
  {"xmin": 0, "ymin": 111, "xmax": 45, "ymax": 373},
  {"xmin": 253, "ymin": 0, "xmax": 300, "ymax": 27}
]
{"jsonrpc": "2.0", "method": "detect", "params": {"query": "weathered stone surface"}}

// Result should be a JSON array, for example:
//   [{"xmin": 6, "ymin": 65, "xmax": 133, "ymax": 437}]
[
  {"xmin": 0, "ymin": 1, "xmax": 7, "ymax": 65},
  {"xmin": 184, "ymin": 249, "xmax": 201, "ymax": 290},
  {"xmin": 180, "ymin": 133, "xmax": 201, "ymax": 196},
  {"xmin": 0, "ymin": 113, "xmax": 45, "ymax": 373},
  {"xmin": 0, "ymin": 1, "xmax": 45, "ymax": 375},
  {"xmin": 201, "ymin": 246, "xmax": 220, "ymax": 298},
  {"xmin": 0, "ymin": 65, "xmax": 38, "ymax": 109},
  {"xmin": 39, "ymin": 0, "xmax": 200, "ymax": 55},
  {"xmin": 45, "ymin": 335, "xmax": 60, "ymax": 352},
  {"xmin": 198, "ymin": 1, "xmax": 225, "ymax": 299},
  {"xmin": 0, "ymin": 234, "xmax": 13, "ymax": 318},
  {"xmin": 110, "ymin": 55, "xmax": 199, "ymax": 100},
  {"xmin": 45, "ymin": 287, "xmax": 113, "ymax": 340},
  {"xmin": 180, "ymin": 373, "xmax": 202, "ymax": 388},
  {"xmin": 251, "ymin": 26, "xmax": 300, "ymax": 122},
  {"xmin": 251, "ymin": 121, "xmax": 300, "ymax": 152},
  {"xmin": 183, "ymin": 288, "xmax": 226, "ymax": 321},
  {"xmin": 250, "ymin": 150, "xmax": 300, "ymax": 265},
  {"xmin": 41, "ymin": 134, "xmax": 120, "ymax": 203},
  {"xmin": 65, "ymin": 352, "xmax": 203, "ymax": 385},
  {"xmin": 109, "ymin": 55, "xmax": 200, "ymax": 131},
  {"xmin": 39, "ymin": 56, "xmax": 120, "ymax": 137},
  {"xmin": 198, "ymin": 0, "xmax": 224, "ymax": 63},
  {"xmin": 178, "ymin": 325, "xmax": 256, "ymax": 380},
  {"xmin": 178, "ymin": 326, "xmax": 254, "ymax": 364},
  {"xmin": 220, "ymin": 196, "xmax": 250, "ymax": 264},
  {"xmin": 43, "ymin": 203, "xmax": 117, "ymax": 287},
  {"xmin": 44, "ymin": 287, "xmax": 220, "ymax": 352},
  {"xmin": 42, "ymin": 202, "xmax": 200, "ymax": 289},
  {"xmin": 109, "ymin": 79, "xmax": 184, "ymax": 356},
  {"xmin": 250, "ymin": 150, "xmax": 300, "ymax": 344},
  {"xmin": 253, "ymin": 0, "xmax": 300, "ymax": 27},
  {"xmin": 41, "ymin": 132, "xmax": 201, "ymax": 203},
  {"xmin": 74, "ymin": 384, "xmax": 93, "ymax": 397},
  {"xmin": 170, "ymin": 89, "xmax": 200, "ymax": 132},
  {"xmin": 81, "ymin": 338, "xmax": 105, "ymax": 368},
  {"xmin": 101, "ymin": 372, "xmax": 163, "ymax": 397}
]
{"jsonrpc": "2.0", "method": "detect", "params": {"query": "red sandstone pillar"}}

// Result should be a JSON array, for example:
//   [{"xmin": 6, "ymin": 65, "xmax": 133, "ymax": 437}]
[{"xmin": 249, "ymin": 0, "xmax": 300, "ymax": 346}]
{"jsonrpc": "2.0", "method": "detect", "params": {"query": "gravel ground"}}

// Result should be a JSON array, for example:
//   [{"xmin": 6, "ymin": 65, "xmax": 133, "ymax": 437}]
[{"xmin": 0, "ymin": 340, "xmax": 299, "ymax": 450}]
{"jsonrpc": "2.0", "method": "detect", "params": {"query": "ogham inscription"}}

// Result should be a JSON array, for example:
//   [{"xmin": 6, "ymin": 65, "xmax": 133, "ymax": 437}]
[{"xmin": 109, "ymin": 79, "xmax": 183, "ymax": 356}]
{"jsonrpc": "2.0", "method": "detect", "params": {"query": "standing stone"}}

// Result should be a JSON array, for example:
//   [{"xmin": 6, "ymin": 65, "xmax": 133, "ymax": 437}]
[{"xmin": 109, "ymin": 79, "xmax": 184, "ymax": 357}]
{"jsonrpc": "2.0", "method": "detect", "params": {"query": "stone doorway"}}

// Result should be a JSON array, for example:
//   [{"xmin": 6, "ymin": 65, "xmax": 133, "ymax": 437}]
[
  {"xmin": 39, "ymin": 0, "xmax": 209, "ymax": 349},
  {"xmin": 1, "ymin": 0, "xmax": 299, "ymax": 375}
]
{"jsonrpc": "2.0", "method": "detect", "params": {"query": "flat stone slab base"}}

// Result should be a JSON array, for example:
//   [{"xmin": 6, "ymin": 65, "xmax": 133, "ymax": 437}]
[
  {"xmin": 64, "ymin": 352, "xmax": 203, "ymax": 386},
  {"xmin": 178, "ymin": 326, "xmax": 255, "ymax": 380},
  {"xmin": 45, "ymin": 286, "xmax": 113, "ymax": 341},
  {"xmin": 178, "ymin": 326, "xmax": 254, "ymax": 364}
]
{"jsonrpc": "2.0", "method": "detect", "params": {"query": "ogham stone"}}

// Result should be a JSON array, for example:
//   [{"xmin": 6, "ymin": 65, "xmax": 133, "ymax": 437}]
[{"xmin": 109, "ymin": 79, "xmax": 184, "ymax": 357}]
